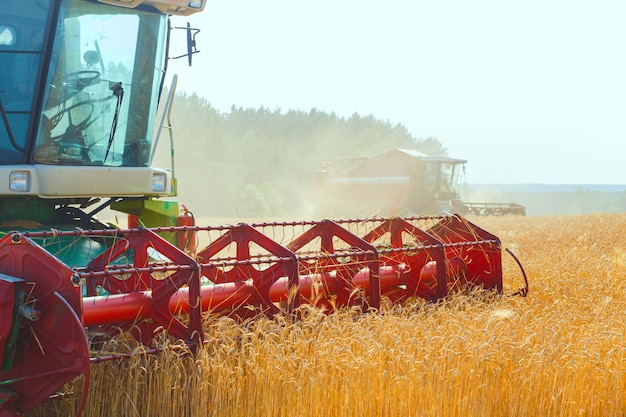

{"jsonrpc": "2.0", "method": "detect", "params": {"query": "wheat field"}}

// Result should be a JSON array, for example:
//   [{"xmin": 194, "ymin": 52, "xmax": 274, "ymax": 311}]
[{"xmin": 31, "ymin": 213, "xmax": 626, "ymax": 417}]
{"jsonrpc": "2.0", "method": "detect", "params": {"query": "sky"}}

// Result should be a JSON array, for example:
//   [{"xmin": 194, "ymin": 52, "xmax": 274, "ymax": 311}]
[{"xmin": 167, "ymin": 0, "xmax": 626, "ymax": 185}]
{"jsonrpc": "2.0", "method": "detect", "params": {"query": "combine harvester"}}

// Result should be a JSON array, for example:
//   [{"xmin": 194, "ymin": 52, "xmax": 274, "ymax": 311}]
[
  {"xmin": 312, "ymin": 149, "xmax": 526, "ymax": 217},
  {"xmin": 0, "ymin": 1, "xmax": 528, "ymax": 416}
]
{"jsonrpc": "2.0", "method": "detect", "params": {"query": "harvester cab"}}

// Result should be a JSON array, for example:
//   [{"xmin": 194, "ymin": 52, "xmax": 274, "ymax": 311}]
[
  {"xmin": 0, "ymin": 2, "xmax": 528, "ymax": 417},
  {"xmin": 0, "ymin": 0, "xmax": 203, "ymax": 232},
  {"xmin": 421, "ymin": 156, "xmax": 466, "ymax": 205}
]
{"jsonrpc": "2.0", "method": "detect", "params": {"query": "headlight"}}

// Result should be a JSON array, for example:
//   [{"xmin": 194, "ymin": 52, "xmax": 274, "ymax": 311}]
[
  {"xmin": 9, "ymin": 171, "xmax": 31, "ymax": 192},
  {"xmin": 189, "ymin": 0, "xmax": 203, "ymax": 7},
  {"xmin": 151, "ymin": 172, "xmax": 167, "ymax": 193}
]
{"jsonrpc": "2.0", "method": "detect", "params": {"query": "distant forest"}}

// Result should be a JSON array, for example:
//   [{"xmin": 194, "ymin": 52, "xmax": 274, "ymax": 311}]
[
  {"xmin": 162, "ymin": 92, "xmax": 445, "ymax": 218},
  {"xmin": 162, "ymin": 92, "xmax": 626, "ymax": 218}
]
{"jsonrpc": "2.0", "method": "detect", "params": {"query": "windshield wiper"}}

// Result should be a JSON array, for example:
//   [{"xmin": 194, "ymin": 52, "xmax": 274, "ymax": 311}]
[
  {"xmin": 104, "ymin": 81, "xmax": 123, "ymax": 161},
  {"xmin": 0, "ymin": 98, "xmax": 25, "ymax": 153}
]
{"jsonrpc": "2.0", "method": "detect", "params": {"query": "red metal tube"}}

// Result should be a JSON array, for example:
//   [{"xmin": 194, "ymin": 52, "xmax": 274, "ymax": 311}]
[
  {"xmin": 83, "ymin": 282, "xmax": 259, "ymax": 326},
  {"xmin": 82, "ymin": 264, "xmax": 410, "ymax": 326},
  {"xmin": 174, "ymin": 281, "xmax": 259, "ymax": 313},
  {"xmin": 354, "ymin": 265, "xmax": 406, "ymax": 290},
  {"xmin": 268, "ymin": 272, "xmax": 338, "ymax": 301},
  {"xmin": 82, "ymin": 292, "xmax": 153, "ymax": 326},
  {"xmin": 267, "ymin": 264, "xmax": 407, "ymax": 301}
]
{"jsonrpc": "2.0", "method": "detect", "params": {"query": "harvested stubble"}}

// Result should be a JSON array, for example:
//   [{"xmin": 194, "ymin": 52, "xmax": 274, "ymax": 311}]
[{"xmin": 30, "ymin": 213, "xmax": 626, "ymax": 417}]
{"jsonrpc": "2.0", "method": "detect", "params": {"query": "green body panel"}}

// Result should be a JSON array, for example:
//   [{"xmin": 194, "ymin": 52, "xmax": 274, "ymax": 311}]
[
  {"xmin": 0, "ymin": 197, "xmax": 105, "ymax": 267},
  {"xmin": 0, "ymin": 196, "xmax": 179, "ymax": 268},
  {"xmin": 112, "ymin": 198, "xmax": 179, "ymax": 243},
  {"xmin": 0, "ymin": 198, "xmax": 56, "ymax": 226},
  {"xmin": 0, "ymin": 196, "xmax": 180, "ymax": 268}
]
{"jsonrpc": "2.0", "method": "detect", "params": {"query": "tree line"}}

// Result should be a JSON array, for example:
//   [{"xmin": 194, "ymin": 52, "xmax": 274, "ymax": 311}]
[{"xmin": 163, "ymin": 92, "xmax": 445, "ymax": 218}]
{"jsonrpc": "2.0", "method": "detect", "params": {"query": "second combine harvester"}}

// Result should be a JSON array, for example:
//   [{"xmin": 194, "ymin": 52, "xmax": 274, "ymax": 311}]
[{"xmin": 312, "ymin": 148, "xmax": 526, "ymax": 217}]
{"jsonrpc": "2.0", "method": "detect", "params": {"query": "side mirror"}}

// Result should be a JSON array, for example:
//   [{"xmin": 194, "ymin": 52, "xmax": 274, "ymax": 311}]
[{"xmin": 171, "ymin": 22, "xmax": 201, "ymax": 66}]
